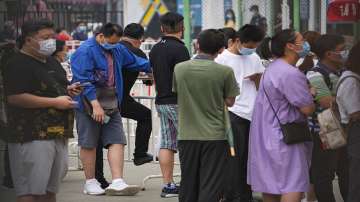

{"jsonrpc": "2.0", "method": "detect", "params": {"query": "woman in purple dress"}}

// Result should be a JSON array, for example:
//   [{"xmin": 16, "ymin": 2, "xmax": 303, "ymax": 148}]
[{"xmin": 247, "ymin": 30, "xmax": 315, "ymax": 202}]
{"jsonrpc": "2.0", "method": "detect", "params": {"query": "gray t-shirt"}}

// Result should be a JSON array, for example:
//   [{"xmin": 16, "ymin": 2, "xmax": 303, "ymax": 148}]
[{"xmin": 336, "ymin": 71, "xmax": 360, "ymax": 124}]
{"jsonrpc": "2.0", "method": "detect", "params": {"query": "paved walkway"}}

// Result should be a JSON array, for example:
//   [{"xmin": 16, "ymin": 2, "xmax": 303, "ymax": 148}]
[{"xmin": 1, "ymin": 161, "xmax": 180, "ymax": 202}]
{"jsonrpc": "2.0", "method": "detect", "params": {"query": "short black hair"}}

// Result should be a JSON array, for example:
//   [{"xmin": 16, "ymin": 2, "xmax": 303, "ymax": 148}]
[
  {"xmin": 218, "ymin": 27, "xmax": 239, "ymax": 48},
  {"xmin": 256, "ymin": 37, "xmax": 272, "ymax": 60},
  {"xmin": 238, "ymin": 24, "xmax": 265, "ymax": 43},
  {"xmin": 346, "ymin": 42, "xmax": 360, "ymax": 76},
  {"xmin": 271, "ymin": 29, "xmax": 297, "ymax": 58},
  {"xmin": 313, "ymin": 34, "xmax": 345, "ymax": 60},
  {"xmin": 197, "ymin": 29, "xmax": 225, "ymax": 55},
  {"xmin": 19, "ymin": 19, "xmax": 54, "ymax": 49},
  {"xmin": 160, "ymin": 12, "xmax": 184, "ymax": 34},
  {"xmin": 250, "ymin": 5, "xmax": 259, "ymax": 12},
  {"xmin": 98, "ymin": 23, "xmax": 123, "ymax": 38},
  {"xmin": 123, "ymin": 23, "xmax": 145, "ymax": 40}
]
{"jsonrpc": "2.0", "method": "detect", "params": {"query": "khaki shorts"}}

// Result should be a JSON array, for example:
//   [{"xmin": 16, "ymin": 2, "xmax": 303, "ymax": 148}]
[{"xmin": 8, "ymin": 139, "xmax": 68, "ymax": 196}]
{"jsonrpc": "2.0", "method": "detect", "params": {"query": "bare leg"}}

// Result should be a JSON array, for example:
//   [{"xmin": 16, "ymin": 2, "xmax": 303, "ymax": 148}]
[
  {"xmin": 80, "ymin": 148, "xmax": 96, "ymax": 179},
  {"xmin": 281, "ymin": 192, "xmax": 303, "ymax": 202},
  {"xmin": 307, "ymin": 184, "xmax": 317, "ymax": 201},
  {"xmin": 159, "ymin": 149, "xmax": 175, "ymax": 184},
  {"xmin": 107, "ymin": 144, "xmax": 125, "ymax": 180},
  {"xmin": 37, "ymin": 192, "xmax": 56, "ymax": 202},
  {"xmin": 263, "ymin": 193, "xmax": 281, "ymax": 202}
]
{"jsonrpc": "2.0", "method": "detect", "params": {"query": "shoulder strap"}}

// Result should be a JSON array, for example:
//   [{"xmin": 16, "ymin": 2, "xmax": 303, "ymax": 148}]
[
  {"xmin": 312, "ymin": 67, "xmax": 332, "ymax": 90},
  {"xmin": 262, "ymin": 71, "xmax": 282, "ymax": 125},
  {"xmin": 336, "ymin": 75, "xmax": 360, "ymax": 96}
]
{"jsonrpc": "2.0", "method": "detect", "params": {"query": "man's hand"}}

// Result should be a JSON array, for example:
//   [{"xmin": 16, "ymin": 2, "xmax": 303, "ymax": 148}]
[
  {"xmin": 91, "ymin": 100, "xmax": 105, "ymax": 123},
  {"xmin": 53, "ymin": 96, "xmax": 77, "ymax": 110},
  {"xmin": 67, "ymin": 82, "xmax": 82, "ymax": 97}
]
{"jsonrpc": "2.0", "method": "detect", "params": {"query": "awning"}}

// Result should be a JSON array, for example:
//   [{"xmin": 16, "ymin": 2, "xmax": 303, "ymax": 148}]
[{"xmin": 327, "ymin": 0, "xmax": 360, "ymax": 22}]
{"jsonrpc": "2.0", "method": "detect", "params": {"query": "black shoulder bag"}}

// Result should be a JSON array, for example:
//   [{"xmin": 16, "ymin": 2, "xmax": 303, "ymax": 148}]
[{"xmin": 263, "ymin": 71, "xmax": 312, "ymax": 144}]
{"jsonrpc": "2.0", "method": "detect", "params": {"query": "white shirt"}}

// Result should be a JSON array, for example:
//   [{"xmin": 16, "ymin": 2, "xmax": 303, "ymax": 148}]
[{"xmin": 215, "ymin": 49, "xmax": 265, "ymax": 120}]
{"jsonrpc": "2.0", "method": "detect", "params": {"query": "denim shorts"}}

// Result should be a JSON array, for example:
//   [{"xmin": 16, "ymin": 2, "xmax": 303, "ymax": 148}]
[{"xmin": 75, "ymin": 110, "xmax": 126, "ymax": 148}]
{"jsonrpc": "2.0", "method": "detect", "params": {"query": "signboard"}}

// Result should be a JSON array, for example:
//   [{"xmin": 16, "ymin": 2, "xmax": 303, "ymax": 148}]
[{"xmin": 327, "ymin": 0, "xmax": 360, "ymax": 22}]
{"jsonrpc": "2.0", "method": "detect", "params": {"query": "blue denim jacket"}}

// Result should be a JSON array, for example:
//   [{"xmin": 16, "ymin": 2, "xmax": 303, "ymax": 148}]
[{"xmin": 71, "ymin": 37, "xmax": 151, "ymax": 111}]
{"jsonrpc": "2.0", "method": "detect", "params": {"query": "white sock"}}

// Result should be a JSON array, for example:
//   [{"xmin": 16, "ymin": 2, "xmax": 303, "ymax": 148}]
[
  {"xmin": 86, "ymin": 178, "xmax": 97, "ymax": 184},
  {"xmin": 112, "ymin": 178, "xmax": 124, "ymax": 184}
]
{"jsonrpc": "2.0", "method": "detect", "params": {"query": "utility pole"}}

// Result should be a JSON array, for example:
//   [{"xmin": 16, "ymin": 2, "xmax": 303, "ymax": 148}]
[{"xmin": 183, "ymin": 0, "xmax": 191, "ymax": 53}]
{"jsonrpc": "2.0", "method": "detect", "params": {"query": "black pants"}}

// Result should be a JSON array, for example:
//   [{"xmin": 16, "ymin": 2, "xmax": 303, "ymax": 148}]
[
  {"xmin": 310, "ymin": 131, "xmax": 349, "ymax": 202},
  {"xmin": 347, "ymin": 121, "xmax": 360, "ymax": 202},
  {"xmin": 178, "ymin": 140, "xmax": 227, "ymax": 202},
  {"xmin": 95, "ymin": 98, "xmax": 152, "ymax": 179},
  {"xmin": 224, "ymin": 112, "xmax": 252, "ymax": 202}
]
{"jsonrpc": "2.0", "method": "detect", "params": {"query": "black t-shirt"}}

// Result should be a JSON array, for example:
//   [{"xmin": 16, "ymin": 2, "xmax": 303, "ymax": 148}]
[
  {"xmin": 3, "ymin": 52, "xmax": 73, "ymax": 142},
  {"xmin": 149, "ymin": 36, "xmax": 190, "ymax": 105},
  {"xmin": 120, "ymin": 41, "xmax": 148, "ymax": 102}
]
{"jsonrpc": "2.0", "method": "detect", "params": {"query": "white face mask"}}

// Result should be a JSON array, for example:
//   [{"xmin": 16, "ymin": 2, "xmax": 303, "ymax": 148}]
[{"xmin": 36, "ymin": 38, "xmax": 56, "ymax": 56}]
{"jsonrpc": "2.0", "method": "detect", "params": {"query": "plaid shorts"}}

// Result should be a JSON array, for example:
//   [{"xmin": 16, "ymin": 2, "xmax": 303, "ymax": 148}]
[{"xmin": 156, "ymin": 104, "xmax": 178, "ymax": 151}]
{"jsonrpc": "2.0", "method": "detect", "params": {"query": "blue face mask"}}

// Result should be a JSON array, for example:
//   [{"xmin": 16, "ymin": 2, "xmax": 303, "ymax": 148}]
[
  {"xmin": 297, "ymin": 41, "xmax": 311, "ymax": 58},
  {"xmin": 101, "ymin": 42, "xmax": 118, "ymax": 50},
  {"xmin": 239, "ymin": 47, "xmax": 256, "ymax": 55}
]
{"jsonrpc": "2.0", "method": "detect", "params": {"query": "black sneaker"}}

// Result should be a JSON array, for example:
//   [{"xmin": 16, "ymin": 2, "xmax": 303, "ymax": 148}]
[
  {"xmin": 96, "ymin": 177, "xmax": 110, "ymax": 189},
  {"xmin": 133, "ymin": 153, "xmax": 153, "ymax": 166},
  {"xmin": 160, "ymin": 183, "xmax": 179, "ymax": 198}
]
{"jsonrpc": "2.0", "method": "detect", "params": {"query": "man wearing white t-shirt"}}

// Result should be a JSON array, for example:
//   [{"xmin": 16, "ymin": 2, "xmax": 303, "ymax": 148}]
[{"xmin": 215, "ymin": 24, "xmax": 265, "ymax": 202}]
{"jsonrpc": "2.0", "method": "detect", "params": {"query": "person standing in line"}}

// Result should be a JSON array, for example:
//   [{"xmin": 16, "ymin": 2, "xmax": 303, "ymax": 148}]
[
  {"xmin": 71, "ymin": 23, "xmax": 151, "ymax": 196},
  {"xmin": 248, "ymin": 29, "xmax": 315, "ymax": 202},
  {"xmin": 336, "ymin": 42, "xmax": 360, "ymax": 202},
  {"xmin": 72, "ymin": 22, "xmax": 88, "ymax": 41},
  {"xmin": 306, "ymin": 34, "xmax": 349, "ymax": 202},
  {"xmin": 215, "ymin": 24, "xmax": 265, "ymax": 202},
  {"xmin": 2, "ymin": 19, "xmax": 82, "ymax": 202},
  {"xmin": 149, "ymin": 12, "xmax": 190, "ymax": 198},
  {"xmin": 174, "ymin": 29, "xmax": 240, "ymax": 202},
  {"xmin": 94, "ymin": 23, "xmax": 154, "ymax": 188}
]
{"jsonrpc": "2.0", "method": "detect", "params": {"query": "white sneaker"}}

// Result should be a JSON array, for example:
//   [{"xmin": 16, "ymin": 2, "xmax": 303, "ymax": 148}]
[
  {"xmin": 83, "ymin": 179, "xmax": 105, "ymax": 195},
  {"xmin": 105, "ymin": 179, "xmax": 141, "ymax": 196}
]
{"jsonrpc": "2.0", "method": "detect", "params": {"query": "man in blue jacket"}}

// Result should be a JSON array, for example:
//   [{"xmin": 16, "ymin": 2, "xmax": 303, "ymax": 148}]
[{"xmin": 71, "ymin": 23, "xmax": 151, "ymax": 196}]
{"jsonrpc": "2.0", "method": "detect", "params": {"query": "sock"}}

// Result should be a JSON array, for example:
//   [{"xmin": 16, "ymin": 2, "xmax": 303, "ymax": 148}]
[
  {"xmin": 86, "ymin": 178, "xmax": 97, "ymax": 184},
  {"xmin": 112, "ymin": 178, "xmax": 124, "ymax": 184}
]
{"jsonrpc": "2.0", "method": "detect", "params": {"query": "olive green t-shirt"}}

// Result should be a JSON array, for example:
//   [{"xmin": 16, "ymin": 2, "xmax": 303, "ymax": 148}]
[{"xmin": 173, "ymin": 59, "xmax": 240, "ymax": 141}]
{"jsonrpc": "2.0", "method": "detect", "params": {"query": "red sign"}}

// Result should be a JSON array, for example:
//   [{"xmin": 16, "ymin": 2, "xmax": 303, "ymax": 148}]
[{"xmin": 327, "ymin": 0, "xmax": 360, "ymax": 22}]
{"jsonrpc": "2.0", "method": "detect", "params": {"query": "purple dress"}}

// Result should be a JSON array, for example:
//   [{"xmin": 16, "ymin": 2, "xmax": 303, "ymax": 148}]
[{"xmin": 247, "ymin": 59, "xmax": 313, "ymax": 194}]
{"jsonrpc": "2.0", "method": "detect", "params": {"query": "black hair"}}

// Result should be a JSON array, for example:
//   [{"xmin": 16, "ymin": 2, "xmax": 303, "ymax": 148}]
[
  {"xmin": 19, "ymin": 19, "xmax": 54, "ymax": 49},
  {"xmin": 256, "ymin": 37, "xmax": 272, "ymax": 60},
  {"xmin": 313, "ymin": 34, "xmax": 345, "ymax": 60},
  {"xmin": 123, "ymin": 23, "xmax": 145, "ymax": 40},
  {"xmin": 238, "ymin": 24, "xmax": 265, "ymax": 43},
  {"xmin": 160, "ymin": 12, "xmax": 184, "ymax": 34},
  {"xmin": 56, "ymin": 27, "xmax": 65, "ymax": 34},
  {"xmin": 218, "ymin": 27, "xmax": 239, "ymax": 49},
  {"xmin": 346, "ymin": 42, "xmax": 360, "ymax": 76},
  {"xmin": 52, "ymin": 40, "xmax": 66, "ymax": 56},
  {"xmin": 271, "ymin": 29, "xmax": 297, "ymax": 57},
  {"xmin": 250, "ymin": 5, "xmax": 259, "ymax": 12},
  {"xmin": 197, "ymin": 29, "xmax": 225, "ymax": 55},
  {"xmin": 98, "ymin": 23, "xmax": 123, "ymax": 37}
]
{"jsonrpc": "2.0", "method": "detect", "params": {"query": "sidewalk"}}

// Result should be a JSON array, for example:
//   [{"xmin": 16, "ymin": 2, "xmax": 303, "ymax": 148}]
[{"xmin": 1, "ymin": 161, "xmax": 180, "ymax": 202}]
